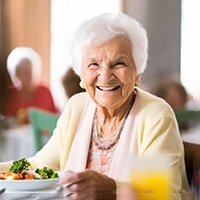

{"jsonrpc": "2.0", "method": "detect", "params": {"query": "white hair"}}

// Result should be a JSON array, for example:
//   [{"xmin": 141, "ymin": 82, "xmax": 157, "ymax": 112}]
[
  {"xmin": 7, "ymin": 47, "xmax": 42, "ymax": 84},
  {"xmin": 71, "ymin": 12, "xmax": 148, "ymax": 76}
]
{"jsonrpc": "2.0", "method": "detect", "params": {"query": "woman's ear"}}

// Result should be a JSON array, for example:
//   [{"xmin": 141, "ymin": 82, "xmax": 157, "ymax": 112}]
[
  {"xmin": 135, "ymin": 74, "xmax": 141, "ymax": 87},
  {"xmin": 79, "ymin": 79, "xmax": 85, "ymax": 89}
]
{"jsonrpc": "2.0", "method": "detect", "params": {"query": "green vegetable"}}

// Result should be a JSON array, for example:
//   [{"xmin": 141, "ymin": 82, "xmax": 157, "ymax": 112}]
[
  {"xmin": 35, "ymin": 167, "xmax": 59, "ymax": 179},
  {"xmin": 9, "ymin": 158, "xmax": 30, "ymax": 173},
  {"xmin": 8, "ymin": 158, "xmax": 58, "ymax": 179}
]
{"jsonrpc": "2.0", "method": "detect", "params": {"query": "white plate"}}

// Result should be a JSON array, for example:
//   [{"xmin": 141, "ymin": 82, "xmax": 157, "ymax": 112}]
[
  {"xmin": 1, "ymin": 186, "xmax": 65, "ymax": 199},
  {"xmin": 0, "ymin": 171, "xmax": 64, "ymax": 191}
]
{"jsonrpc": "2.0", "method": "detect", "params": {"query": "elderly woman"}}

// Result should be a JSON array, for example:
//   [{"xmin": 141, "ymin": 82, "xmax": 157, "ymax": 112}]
[
  {"xmin": 2, "ymin": 47, "xmax": 59, "ymax": 124},
  {"xmin": 0, "ymin": 13, "xmax": 190, "ymax": 199}
]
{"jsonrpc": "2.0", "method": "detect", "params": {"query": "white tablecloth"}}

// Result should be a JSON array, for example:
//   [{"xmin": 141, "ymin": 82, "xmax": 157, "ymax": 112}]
[{"xmin": 0, "ymin": 125, "xmax": 35, "ymax": 162}]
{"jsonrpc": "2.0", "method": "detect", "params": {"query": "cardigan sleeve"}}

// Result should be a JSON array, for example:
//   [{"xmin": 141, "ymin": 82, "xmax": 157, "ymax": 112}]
[
  {"xmin": 137, "ymin": 104, "xmax": 190, "ymax": 199},
  {"xmin": 28, "ymin": 92, "xmax": 89, "ymax": 171}
]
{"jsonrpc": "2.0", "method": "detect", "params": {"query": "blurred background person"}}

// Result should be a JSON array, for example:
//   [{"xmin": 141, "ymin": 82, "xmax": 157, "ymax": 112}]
[
  {"xmin": 150, "ymin": 77, "xmax": 200, "ymax": 130},
  {"xmin": 1, "ymin": 47, "xmax": 59, "ymax": 125},
  {"xmin": 61, "ymin": 67, "xmax": 85, "ymax": 100},
  {"xmin": 151, "ymin": 78, "xmax": 189, "ymax": 112}
]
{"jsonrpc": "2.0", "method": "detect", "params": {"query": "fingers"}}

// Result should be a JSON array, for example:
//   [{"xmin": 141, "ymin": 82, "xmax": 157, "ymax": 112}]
[
  {"xmin": 117, "ymin": 183, "xmax": 139, "ymax": 200},
  {"xmin": 60, "ymin": 169, "xmax": 116, "ymax": 200},
  {"xmin": 60, "ymin": 170, "xmax": 94, "ymax": 186},
  {"xmin": 63, "ymin": 183, "xmax": 94, "ymax": 200},
  {"xmin": 59, "ymin": 170, "xmax": 77, "ymax": 184},
  {"xmin": 60, "ymin": 170, "xmax": 86, "ymax": 186},
  {"xmin": 64, "ymin": 191, "xmax": 90, "ymax": 200},
  {"xmin": 66, "ymin": 179, "xmax": 87, "ymax": 192},
  {"xmin": 60, "ymin": 170, "xmax": 89, "ymax": 198}
]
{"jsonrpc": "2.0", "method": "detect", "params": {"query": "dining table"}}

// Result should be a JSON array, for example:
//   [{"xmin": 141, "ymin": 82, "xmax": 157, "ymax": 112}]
[{"xmin": 0, "ymin": 124, "xmax": 36, "ymax": 162}]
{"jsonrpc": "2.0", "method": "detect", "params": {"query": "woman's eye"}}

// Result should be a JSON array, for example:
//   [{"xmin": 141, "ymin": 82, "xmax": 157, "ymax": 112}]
[
  {"xmin": 114, "ymin": 62, "xmax": 126, "ymax": 67},
  {"xmin": 89, "ymin": 63, "xmax": 99, "ymax": 68}
]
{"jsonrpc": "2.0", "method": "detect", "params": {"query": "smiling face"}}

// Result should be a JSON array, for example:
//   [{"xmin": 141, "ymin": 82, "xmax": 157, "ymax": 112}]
[{"xmin": 81, "ymin": 37, "xmax": 139, "ymax": 112}]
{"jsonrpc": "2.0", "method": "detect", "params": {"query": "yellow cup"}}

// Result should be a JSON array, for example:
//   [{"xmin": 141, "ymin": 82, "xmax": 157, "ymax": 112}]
[{"xmin": 128, "ymin": 155, "xmax": 171, "ymax": 200}]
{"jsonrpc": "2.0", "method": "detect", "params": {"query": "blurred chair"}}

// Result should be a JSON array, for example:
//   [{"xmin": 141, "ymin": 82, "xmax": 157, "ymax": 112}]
[
  {"xmin": 28, "ymin": 108, "xmax": 59, "ymax": 152},
  {"xmin": 175, "ymin": 110, "xmax": 200, "ymax": 130},
  {"xmin": 0, "ymin": 131, "xmax": 2, "ymax": 162},
  {"xmin": 0, "ymin": 117, "xmax": 4, "ymax": 161},
  {"xmin": 61, "ymin": 67, "xmax": 85, "ymax": 98},
  {"xmin": 183, "ymin": 141, "xmax": 200, "ymax": 185}
]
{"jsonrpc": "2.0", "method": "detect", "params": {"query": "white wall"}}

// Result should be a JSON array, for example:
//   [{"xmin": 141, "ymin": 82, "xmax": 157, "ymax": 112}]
[{"xmin": 123, "ymin": 0, "xmax": 181, "ymax": 90}]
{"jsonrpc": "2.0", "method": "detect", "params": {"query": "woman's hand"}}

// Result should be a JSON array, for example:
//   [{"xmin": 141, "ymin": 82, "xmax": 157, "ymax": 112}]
[
  {"xmin": 117, "ymin": 183, "xmax": 139, "ymax": 200},
  {"xmin": 60, "ymin": 169, "xmax": 116, "ymax": 200}
]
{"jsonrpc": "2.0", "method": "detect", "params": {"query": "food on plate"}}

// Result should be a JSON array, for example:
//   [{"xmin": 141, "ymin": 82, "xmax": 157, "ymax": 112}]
[
  {"xmin": 35, "ymin": 167, "xmax": 59, "ymax": 179},
  {"xmin": 9, "ymin": 158, "xmax": 30, "ymax": 173},
  {"xmin": 0, "ymin": 158, "xmax": 59, "ymax": 180},
  {"xmin": 0, "ymin": 171, "xmax": 36, "ymax": 180}
]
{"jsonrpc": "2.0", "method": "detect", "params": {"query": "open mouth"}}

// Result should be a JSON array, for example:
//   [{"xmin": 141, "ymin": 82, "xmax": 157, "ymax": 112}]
[{"xmin": 96, "ymin": 86, "xmax": 120, "ymax": 91}]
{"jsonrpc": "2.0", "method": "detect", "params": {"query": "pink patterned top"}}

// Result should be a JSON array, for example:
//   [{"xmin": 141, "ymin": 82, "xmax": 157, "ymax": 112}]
[{"xmin": 86, "ymin": 139, "xmax": 118, "ymax": 174}]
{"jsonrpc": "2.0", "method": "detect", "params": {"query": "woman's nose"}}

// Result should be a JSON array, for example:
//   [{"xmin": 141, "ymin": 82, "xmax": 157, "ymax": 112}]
[{"xmin": 98, "ymin": 67, "xmax": 114, "ymax": 82}]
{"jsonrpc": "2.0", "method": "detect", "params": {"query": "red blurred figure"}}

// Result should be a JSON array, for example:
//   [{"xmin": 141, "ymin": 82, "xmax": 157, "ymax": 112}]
[{"xmin": 2, "ymin": 47, "xmax": 59, "ymax": 125}]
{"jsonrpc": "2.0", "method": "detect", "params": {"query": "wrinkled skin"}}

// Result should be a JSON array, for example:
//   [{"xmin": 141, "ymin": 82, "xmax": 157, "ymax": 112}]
[
  {"xmin": 117, "ymin": 183, "xmax": 139, "ymax": 200},
  {"xmin": 60, "ymin": 170, "xmax": 116, "ymax": 200},
  {"xmin": 80, "ymin": 37, "xmax": 139, "ymax": 117}
]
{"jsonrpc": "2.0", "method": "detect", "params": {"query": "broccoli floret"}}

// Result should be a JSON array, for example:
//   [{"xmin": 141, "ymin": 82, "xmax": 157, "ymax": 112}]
[
  {"xmin": 9, "ymin": 158, "xmax": 30, "ymax": 173},
  {"xmin": 35, "ymin": 167, "xmax": 59, "ymax": 179}
]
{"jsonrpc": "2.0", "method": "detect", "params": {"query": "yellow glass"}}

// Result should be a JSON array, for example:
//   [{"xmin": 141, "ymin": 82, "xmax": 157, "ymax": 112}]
[{"xmin": 128, "ymin": 156, "xmax": 171, "ymax": 200}]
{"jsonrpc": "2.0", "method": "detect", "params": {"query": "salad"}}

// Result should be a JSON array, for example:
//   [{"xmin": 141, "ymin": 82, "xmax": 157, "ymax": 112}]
[{"xmin": 0, "ymin": 158, "xmax": 59, "ymax": 180}]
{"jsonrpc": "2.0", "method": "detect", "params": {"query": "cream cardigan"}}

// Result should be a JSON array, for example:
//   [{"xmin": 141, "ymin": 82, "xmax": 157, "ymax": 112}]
[{"xmin": 0, "ymin": 88, "xmax": 190, "ymax": 199}]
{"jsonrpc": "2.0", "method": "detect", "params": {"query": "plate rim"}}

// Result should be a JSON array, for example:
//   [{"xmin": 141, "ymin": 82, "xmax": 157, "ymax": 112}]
[{"xmin": 0, "ymin": 171, "xmax": 63, "ymax": 191}]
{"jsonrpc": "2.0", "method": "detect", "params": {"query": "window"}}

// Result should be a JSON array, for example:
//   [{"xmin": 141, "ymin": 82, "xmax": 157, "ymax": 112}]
[
  {"xmin": 181, "ymin": 0, "xmax": 200, "ymax": 102},
  {"xmin": 50, "ymin": 0, "xmax": 121, "ymax": 110}
]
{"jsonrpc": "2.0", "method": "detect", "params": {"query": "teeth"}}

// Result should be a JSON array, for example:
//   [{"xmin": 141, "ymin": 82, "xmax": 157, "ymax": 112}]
[{"xmin": 98, "ymin": 86, "xmax": 116, "ymax": 91}]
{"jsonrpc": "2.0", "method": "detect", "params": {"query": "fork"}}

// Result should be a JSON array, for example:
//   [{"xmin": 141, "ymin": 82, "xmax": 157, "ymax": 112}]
[
  {"xmin": 32, "ymin": 185, "xmax": 64, "ymax": 200},
  {"xmin": 32, "ymin": 184, "xmax": 73, "ymax": 200}
]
